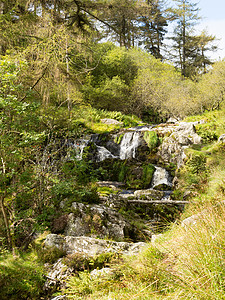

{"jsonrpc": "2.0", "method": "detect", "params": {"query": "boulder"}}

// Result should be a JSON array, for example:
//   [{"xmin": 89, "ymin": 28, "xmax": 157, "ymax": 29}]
[
  {"xmin": 158, "ymin": 122, "xmax": 202, "ymax": 168},
  {"xmin": 44, "ymin": 234, "xmax": 146, "ymax": 256},
  {"xmin": 134, "ymin": 189, "xmax": 165, "ymax": 200},
  {"xmin": 90, "ymin": 267, "xmax": 115, "ymax": 280},
  {"xmin": 100, "ymin": 118, "xmax": 123, "ymax": 125},
  {"xmin": 44, "ymin": 258, "xmax": 73, "ymax": 292},
  {"xmin": 63, "ymin": 202, "xmax": 134, "ymax": 240}
]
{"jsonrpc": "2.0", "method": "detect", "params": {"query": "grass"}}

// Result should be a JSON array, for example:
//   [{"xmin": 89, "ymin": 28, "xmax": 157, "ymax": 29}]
[{"xmin": 0, "ymin": 251, "xmax": 45, "ymax": 300}]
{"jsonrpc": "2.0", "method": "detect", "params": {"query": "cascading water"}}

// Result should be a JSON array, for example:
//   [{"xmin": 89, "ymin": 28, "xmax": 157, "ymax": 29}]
[
  {"xmin": 96, "ymin": 146, "xmax": 117, "ymax": 162},
  {"xmin": 119, "ymin": 131, "xmax": 140, "ymax": 160},
  {"xmin": 68, "ymin": 139, "xmax": 89, "ymax": 160},
  {"xmin": 151, "ymin": 166, "xmax": 173, "ymax": 190}
]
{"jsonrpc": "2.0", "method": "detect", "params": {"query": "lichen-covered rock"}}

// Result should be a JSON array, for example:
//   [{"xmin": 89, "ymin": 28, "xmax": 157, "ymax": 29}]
[
  {"xmin": 89, "ymin": 267, "xmax": 115, "ymax": 280},
  {"xmin": 63, "ymin": 202, "xmax": 134, "ymax": 240},
  {"xmin": 158, "ymin": 122, "xmax": 202, "ymax": 168},
  {"xmin": 134, "ymin": 189, "xmax": 165, "ymax": 200},
  {"xmin": 44, "ymin": 258, "xmax": 73, "ymax": 292},
  {"xmin": 44, "ymin": 234, "xmax": 146, "ymax": 256}
]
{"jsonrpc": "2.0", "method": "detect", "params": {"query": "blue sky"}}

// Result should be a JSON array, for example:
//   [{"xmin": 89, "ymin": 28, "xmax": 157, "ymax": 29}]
[{"xmin": 198, "ymin": 0, "xmax": 225, "ymax": 59}]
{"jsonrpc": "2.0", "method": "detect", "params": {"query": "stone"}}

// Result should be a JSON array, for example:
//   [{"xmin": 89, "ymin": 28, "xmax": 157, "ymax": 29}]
[
  {"xmin": 158, "ymin": 122, "xmax": 202, "ymax": 168},
  {"xmin": 63, "ymin": 202, "xmax": 134, "ymax": 240},
  {"xmin": 134, "ymin": 189, "xmax": 164, "ymax": 200},
  {"xmin": 44, "ymin": 258, "xmax": 73, "ymax": 293},
  {"xmin": 90, "ymin": 267, "xmax": 115, "ymax": 280},
  {"xmin": 51, "ymin": 296, "xmax": 67, "ymax": 300},
  {"xmin": 167, "ymin": 117, "xmax": 180, "ymax": 124},
  {"xmin": 181, "ymin": 214, "xmax": 200, "ymax": 228},
  {"xmin": 44, "ymin": 234, "xmax": 146, "ymax": 256},
  {"xmin": 218, "ymin": 134, "xmax": 225, "ymax": 143},
  {"xmin": 100, "ymin": 118, "xmax": 123, "ymax": 125},
  {"xmin": 151, "ymin": 234, "xmax": 163, "ymax": 243}
]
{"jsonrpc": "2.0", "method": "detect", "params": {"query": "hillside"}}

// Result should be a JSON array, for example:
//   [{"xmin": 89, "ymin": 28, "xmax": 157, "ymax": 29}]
[{"xmin": 1, "ymin": 107, "xmax": 225, "ymax": 299}]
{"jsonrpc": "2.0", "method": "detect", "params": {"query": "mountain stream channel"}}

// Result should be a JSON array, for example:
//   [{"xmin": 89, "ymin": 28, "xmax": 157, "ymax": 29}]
[{"xmin": 44, "ymin": 119, "xmax": 203, "ymax": 298}]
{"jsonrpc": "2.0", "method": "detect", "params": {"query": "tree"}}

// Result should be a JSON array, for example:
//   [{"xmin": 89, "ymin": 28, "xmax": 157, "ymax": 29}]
[
  {"xmin": 99, "ymin": 0, "xmax": 139, "ymax": 48},
  {"xmin": 169, "ymin": 0, "xmax": 200, "ymax": 77},
  {"xmin": 197, "ymin": 61, "xmax": 225, "ymax": 112},
  {"xmin": 138, "ymin": 0, "xmax": 168, "ymax": 59}
]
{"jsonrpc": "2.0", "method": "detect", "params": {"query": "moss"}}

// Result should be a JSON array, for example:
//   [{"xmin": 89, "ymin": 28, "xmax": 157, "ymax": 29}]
[{"xmin": 143, "ymin": 131, "xmax": 159, "ymax": 151}]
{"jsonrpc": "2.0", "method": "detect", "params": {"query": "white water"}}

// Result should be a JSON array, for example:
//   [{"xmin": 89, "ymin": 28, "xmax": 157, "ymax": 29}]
[
  {"xmin": 119, "ymin": 132, "xmax": 140, "ymax": 160},
  {"xmin": 96, "ymin": 146, "xmax": 117, "ymax": 162},
  {"xmin": 151, "ymin": 166, "xmax": 172, "ymax": 190},
  {"xmin": 69, "ymin": 139, "xmax": 89, "ymax": 160}
]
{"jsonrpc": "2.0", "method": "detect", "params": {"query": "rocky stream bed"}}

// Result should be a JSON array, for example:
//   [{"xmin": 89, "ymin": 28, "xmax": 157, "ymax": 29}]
[{"xmin": 43, "ymin": 119, "xmax": 203, "ymax": 298}]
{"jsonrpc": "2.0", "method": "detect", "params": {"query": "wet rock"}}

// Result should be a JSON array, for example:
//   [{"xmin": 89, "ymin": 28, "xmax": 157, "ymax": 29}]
[{"xmin": 134, "ymin": 189, "xmax": 164, "ymax": 200}]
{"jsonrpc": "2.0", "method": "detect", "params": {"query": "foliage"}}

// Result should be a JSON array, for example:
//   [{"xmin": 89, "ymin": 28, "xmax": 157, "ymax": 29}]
[
  {"xmin": 143, "ymin": 131, "xmax": 159, "ymax": 151},
  {"xmin": 0, "ymin": 253, "xmax": 45, "ymax": 300},
  {"xmin": 195, "ymin": 123, "xmax": 218, "ymax": 143}
]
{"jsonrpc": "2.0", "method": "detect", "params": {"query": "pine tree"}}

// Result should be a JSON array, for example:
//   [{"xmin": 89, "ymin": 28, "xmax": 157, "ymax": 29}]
[
  {"xmin": 169, "ymin": 0, "xmax": 200, "ymax": 77},
  {"xmin": 138, "ymin": 0, "xmax": 168, "ymax": 59}
]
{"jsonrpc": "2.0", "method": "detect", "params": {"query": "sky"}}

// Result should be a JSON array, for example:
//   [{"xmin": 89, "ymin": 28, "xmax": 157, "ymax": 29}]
[
  {"xmin": 198, "ymin": 0, "xmax": 225, "ymax": 60},
  {"xmin": 167, "ymin": 0, "xmax": 225, "ymax": 61}
]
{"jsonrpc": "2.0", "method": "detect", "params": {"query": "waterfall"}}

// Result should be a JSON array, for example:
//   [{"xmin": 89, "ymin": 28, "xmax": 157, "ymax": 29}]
[
  {"xmin": 151, "ymin": 166, "xmax": 172, "ymax": 190},
  {"xmin": 69, "ymin": 139, "xmax": 89, "ymax": 160},
  {"xmin": 96, "ymin": 146, "xmax": 117, "ymax": 162},
  {"xmin": 119, "ymin": 132, "xmax": 140, "ymax": 160}
]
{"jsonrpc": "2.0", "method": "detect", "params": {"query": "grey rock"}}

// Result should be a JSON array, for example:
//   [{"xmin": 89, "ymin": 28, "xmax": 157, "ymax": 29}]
[
  {"xmin": 90, "ymin": 267, "xmax": 115, "ymax": 280},
  {"xmin": 167, "ymin": 117, "xmax": 180, "ymax": 124},
  {"xmin": 51, "ymin": 296, "xmax": 67, "ymax": 300},
  {"xmin": 181, "ymin": 214, "xmax": 200, "ymax": 228},
  {"xmin": 158, "ymin": 122, "xmax": 201, "ymax": 168},
  {"xmin": 45, "ymin": 258, "xmax": 73, "ymax": 292},
  {"xmin": 218, "ymin": 134, "xmax": 225, "ymax": 143},
  {"xmin": 64, "ymin": 202, "xmax": 133, "ymax": 240},
  {"xmin": 151, "ymin": 234, "xmax": 163, "ymax": 243},
  {"xmin": 100, "ymin": 118, "xmax": 123, "ymax": 125},
  {"xmin": 44, "ymin": 234, "xmax": 146, "ymax": 256},
  {"xmin": 134, "ymin": 189, "xmax": 164, "ymax": 200}
]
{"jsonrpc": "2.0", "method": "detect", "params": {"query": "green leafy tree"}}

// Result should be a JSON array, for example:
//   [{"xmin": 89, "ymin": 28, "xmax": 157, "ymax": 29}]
[{"xmin": 197, "ymin": 60, "xmax": 225, "ymax": 111}]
